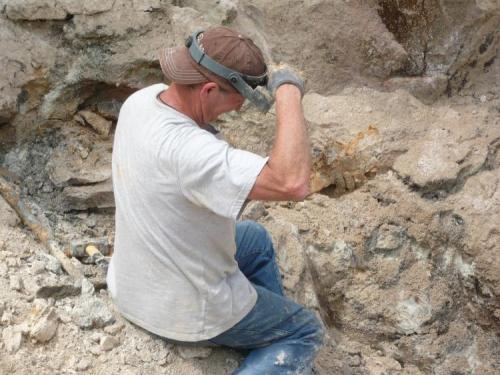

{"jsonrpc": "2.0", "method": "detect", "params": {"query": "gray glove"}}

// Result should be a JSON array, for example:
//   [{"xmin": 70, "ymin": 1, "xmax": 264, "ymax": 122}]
[{"xmin": 267, "ymin": 65, "xmax": 305, "ymax": 97}]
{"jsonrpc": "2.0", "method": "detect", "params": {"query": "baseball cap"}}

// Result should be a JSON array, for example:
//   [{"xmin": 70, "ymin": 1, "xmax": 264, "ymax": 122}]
[{"xmin": 159, "ymin": 26, "xmax": 267, "ymax": 91}]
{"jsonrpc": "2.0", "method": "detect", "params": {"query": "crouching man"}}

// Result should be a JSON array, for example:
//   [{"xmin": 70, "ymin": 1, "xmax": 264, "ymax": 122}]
[{"xmin": 107, "ymin": 26, "xmax": 324, "ymax": 374}]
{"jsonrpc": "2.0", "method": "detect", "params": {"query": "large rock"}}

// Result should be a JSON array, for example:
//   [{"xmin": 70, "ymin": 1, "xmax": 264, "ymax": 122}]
[
  {"xmin": 5, "ymin": 0, "xmax": 67, "ymax": 21},
  {"xmin": 0, "ymin": 194, "xmax": 20, "ymax": 227},
  {"xmin": 0, "ymin": 19, "xmax": 58, "ymax": 133}
]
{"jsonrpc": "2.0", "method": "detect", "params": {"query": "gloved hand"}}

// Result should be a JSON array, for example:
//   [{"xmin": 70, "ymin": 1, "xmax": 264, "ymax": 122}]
[{"xmin": 267, "ymin": 64, "xmax": 305, "ymax": 98}]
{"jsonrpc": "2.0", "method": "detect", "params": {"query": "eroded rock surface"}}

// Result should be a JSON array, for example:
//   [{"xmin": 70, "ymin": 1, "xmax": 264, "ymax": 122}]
[{"xmin": 0, "ymin": 0, "xmax": 499, "ymax": 374}]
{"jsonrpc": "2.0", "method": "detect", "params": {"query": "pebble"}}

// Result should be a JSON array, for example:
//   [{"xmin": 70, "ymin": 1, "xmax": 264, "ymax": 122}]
[
  {"xmin": 76, "ymin": 358, "xmax": 92, "ymax": 371},
  {"xmin": 0, "ymin": 262, "xmax": 8, "ymax": 277},
  {"xmin": 6, "ymin": 257, "xmax": 19, "ymax": 267},
  {"xmin": 40, "ymin": 253, "xmax": 63, "ymax": 275},
  {"xmin": 104, "ymin": 322, "xmax": 125, "ymax": 335},
  {"xmin": 81, "ymin": 278, "xmax": 95, "ymax": 296},
  {"xmin": 178, "ymin": 346, "xmax": 213, "ymax": 359},
  {"xmin": 1, "ymin": 310, "xmax": 13, "ymax": 325},
  {"xmin": 2, "ymin": 326, "xmax": 23, "ymax": 353},
  {"xmin": 31, "ymin": 260, "xmax": 46, "ymax": 275},
  {"xmin": 10, "ymin": 275, "xmax": 24, "ymax": 291},
  {"xmin": 0, "ymin": 301, "xmax": 5, "ymax": 316},
  {"xmin": 100, "ymin": 335, "xmax": 120, "ymax": 351},
  {"xmin": 90, "ymin": 332, "xmax": 103, "ymax": 343}
]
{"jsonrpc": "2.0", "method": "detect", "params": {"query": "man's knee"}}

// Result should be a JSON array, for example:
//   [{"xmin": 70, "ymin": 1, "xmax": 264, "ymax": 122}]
[{"xmin": 299, "ymin": 309, "xmax": 326, "ymax": 348}]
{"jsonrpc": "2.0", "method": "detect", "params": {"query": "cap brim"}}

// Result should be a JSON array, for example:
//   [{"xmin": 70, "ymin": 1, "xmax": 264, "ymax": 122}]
[{"xmin": 159, "ymin": 46, "xmax": 207, "ymax": 84}]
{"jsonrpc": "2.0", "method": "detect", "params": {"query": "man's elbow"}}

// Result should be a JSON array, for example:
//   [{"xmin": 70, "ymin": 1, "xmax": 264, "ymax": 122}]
[{"xmin": 283, "ymin": 179, "xmax": 311, "ymax": 201}]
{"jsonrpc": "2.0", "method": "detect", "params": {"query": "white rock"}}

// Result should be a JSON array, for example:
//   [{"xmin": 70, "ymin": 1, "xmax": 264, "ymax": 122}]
[
  {"xmin": 2, "ymin": 326, "xmax": 22, "ymax": 353},
  {"xmin": 30, "ymin": 308, "xmax": 59, "ymax": 343},
  {"xmin": 0, "ymin": 262, "xmax": 8, "ymax": 278},
  {"xmin": 100, "ymin": 335, "xmax": 119, "ymax": 351},
  {"xmin": 9, "ymin": 275, "xmax": 24, "ymax": 291},
  {"xmin": 81, "ymin": 278, "xmax": 95, "ymax": 296}
]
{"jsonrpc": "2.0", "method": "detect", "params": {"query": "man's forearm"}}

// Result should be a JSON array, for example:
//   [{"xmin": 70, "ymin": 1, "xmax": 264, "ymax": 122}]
[{"xmin": 268, "ymin": 84, "xmax": 311, "ymax": 198}]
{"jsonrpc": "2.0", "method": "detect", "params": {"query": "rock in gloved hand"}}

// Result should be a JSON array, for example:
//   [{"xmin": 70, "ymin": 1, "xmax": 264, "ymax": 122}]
[{"xmin": 267, "ymin": 64, "xmax": 305, "ymax": 97}]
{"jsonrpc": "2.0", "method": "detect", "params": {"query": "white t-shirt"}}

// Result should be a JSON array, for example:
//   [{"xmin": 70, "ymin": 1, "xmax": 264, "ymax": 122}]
[{"xmin": 107, "ymin": 83, "xmax": 268, "ymax": 341}]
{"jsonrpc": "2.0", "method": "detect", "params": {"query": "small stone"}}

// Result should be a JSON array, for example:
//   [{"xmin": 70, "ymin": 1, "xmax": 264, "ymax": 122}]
[
  {"xmin": 370, "ymin": 224, "xmax": 406, "ymax": 253},
  {"xmin": 0, "ymin": 262, "xmax": 8, "ymax": 277},
  {"xmin": 90, "ymin": 332, "xmax": 103, "ymax": 343},
  {"xmin": 2, "ymin": 326, "xmax": 22, "ymax": 353},
  {"xmin": 1, "ymin": 310, "xmax": 13, "ymax": 325},
  {"xmin": 6, "ymin": 257, "xmax": 19, "ymax": 267},
  {"xmin": 31, "ymin": 261, "xmax": 46, "ymax": 275},
  {"xmin": 30, "ymin": 308, "xmax": 59, "ymax": 343},
  {"xmin": 76, "ymin": 357, "xmax": 92, "ymax": 371},
  {"xmin": 139, "ymin": 349, "xmax": 153, "ymax": 363},
  {"xmin": 0, "ymin": 301, "xmax": 5, "ymax": 316},
  {"xmin": 81, "ymin": 278, "xmax": 95, "ymax": 296},
  {"xmin": 242, "ymin": 201, "xmax": 268, "ymax": 221},
  {"xmin": 10, "ymin": 275, "xmax": 24, "ymax": 291},
  {"xmin": 103, "ymin": 322, "xmax": 125, "ymax": 335},
  {"xmin": 480, "ymin": 95, "xmax": 487, "ymax": 103},
  {"xmin": 89, "ymin": 345, "xmax": 102, "ymax": 356},
  {"xmin": 178, "ymin": 346, "xmax": 213, "ymax": 359},
  {"xmin": 40, "ymin": 253, "xmax": 63, "ymax": 275},
  {"xmin": 100, "ymin": 335, "xmax": 119, "ymax": 351},
  {"xmin": 225, "ymin": 358, "xmax": 239, "ymax": 368}
]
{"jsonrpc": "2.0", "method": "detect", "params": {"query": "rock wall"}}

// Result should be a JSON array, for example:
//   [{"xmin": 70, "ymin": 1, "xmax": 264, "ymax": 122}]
[{"xmin": 1, "ymin": 0, "xmax": 499, "ymax": 374}]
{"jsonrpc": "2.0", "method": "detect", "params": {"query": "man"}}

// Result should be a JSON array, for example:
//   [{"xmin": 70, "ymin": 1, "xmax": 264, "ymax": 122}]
[{"xmin": 107, "ymin": 26, "xmax": 324, "ymax": 374}]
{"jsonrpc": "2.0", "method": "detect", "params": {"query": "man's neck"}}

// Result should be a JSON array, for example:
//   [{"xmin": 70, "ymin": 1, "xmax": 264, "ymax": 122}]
[{"xmin": 159, "ymin": 84, "xmax": 207, "ymax": 129}]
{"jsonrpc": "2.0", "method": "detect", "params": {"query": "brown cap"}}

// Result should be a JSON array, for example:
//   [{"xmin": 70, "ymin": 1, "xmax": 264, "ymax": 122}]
[{"xmin": 159, "ymin": 26, "xmax": 267, "ymax": 90}]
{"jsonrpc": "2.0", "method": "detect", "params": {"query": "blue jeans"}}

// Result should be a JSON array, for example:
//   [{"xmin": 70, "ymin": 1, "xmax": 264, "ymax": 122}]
[{"xmin": 209, "ymin": 221, "xmax": 325, "ymax": 375}]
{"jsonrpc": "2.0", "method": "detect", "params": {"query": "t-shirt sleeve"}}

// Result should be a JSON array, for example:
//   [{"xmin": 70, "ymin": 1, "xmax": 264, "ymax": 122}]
[{"xmin": 163, "ymin": 126, "xmax": 268, "ymax": 219}]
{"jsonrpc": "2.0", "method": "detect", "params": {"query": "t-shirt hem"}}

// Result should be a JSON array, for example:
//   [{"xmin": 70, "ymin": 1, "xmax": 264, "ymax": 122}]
[{"xmin": 113, "ymin": 290, "xmax": 258, "ymax": 342}]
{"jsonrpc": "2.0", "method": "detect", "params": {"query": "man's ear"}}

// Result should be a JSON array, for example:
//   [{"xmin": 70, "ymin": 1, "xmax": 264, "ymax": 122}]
[{"xmin": 199, "ymin": 82, "xmax": 218, "ymax": 97}]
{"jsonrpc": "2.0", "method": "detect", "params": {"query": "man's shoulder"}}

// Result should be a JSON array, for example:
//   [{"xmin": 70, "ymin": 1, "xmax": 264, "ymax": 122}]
[{"xmin": 125, "ymin": 83, "xmax": 168, "ymax": 105}]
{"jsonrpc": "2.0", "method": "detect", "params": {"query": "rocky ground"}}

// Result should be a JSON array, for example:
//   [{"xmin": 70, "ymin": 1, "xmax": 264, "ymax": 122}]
[{"xmin": 1, "ymin": 0, "xmax": 499, "ymax": 374}]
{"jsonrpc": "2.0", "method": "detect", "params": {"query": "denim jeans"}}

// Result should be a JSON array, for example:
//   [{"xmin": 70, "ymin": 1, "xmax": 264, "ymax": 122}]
[{"xmin": 209, "ymin": 220, "xmax": 325, "ymax": 375}]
